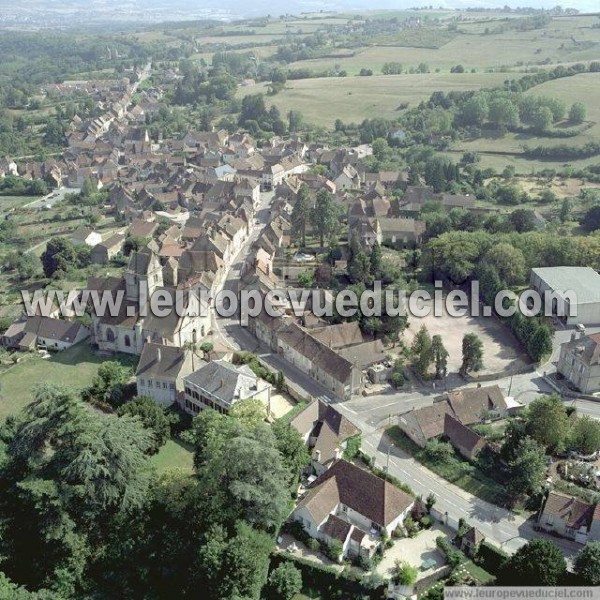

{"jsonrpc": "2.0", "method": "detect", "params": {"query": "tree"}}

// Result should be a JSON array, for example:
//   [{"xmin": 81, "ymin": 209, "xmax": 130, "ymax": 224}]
[
  {"xmin": 569, "ymin": 416, "xmax": 600, "ymax": 455},
  {"xmin": 484, "ymin": 243, "xmax": 526, "ymax": 285},
  {"xmin": 532, "ymin": 105, "xmax": 553, "ymax": 132},
  {"xmin": 508, "ymin": 208, "xmax": 537, "ymax": 233},
  {"xmin": 88, "ymin": 361, "xmax": 132, "ymax": 407},
  {"xmin": 498, "ymin": 539, "xmax": 566, "ymax": 586},
  {"xmin": 411, "ymin": 325, "xmax": 433, "ymax": 377},
  {"xmin": 569, "ymin": 102, "xmax": 586, "ymax": 124},
  {"xmin": 290, "ymin": 184, "xmax": 311, "ymax": 247},
  {"xmin": 391, "ymin": 560, "xmax": 418, "ymax": 586},
  {"xmin": 347, "ymin": 231, "xmax": 370, "ymax": 284},
  {"xmin": 0, "ymin": 384, "xmax": 151, "ymax": 595},
  {"xmin": 525, "ymin": 395, "xmax": 570, "ymax": 453},
  {"xmin": 287, "ymin": 110, "xmax": 304, "ymax": 132},
  {"xmin": 488, "ymin": 97, "xmax": 519, "ymax": 130},
  {"xmin": 271, "ymin": 421, "xmax": 309, "ymax": 484},
  {"xmin": 117, "ymin": 396, "xmax": 171, "ymax": 455},
  {"xmin": 41, "ymin": 237, "xmax": 78, "ymax": 278},
  {"xmin": 266, "ymin": 563, "xmax": 302, "ymax": 600},
  {"xmin": 372, "ymin": 137, "xmax": 390, "ymax": 161},
  {"xmin": 506, "ymin": 436, "xmax": 546, "ymax": 499},
  {"xmin": 461, "ymin": 95, "xmax": 488, "ymax": 126},
  {"xmin": 310, "ymin": 189, "xmax": 341, "ymax": 247},
  {"xmin": 581, "ymin": 205, "xmax": 600, "ymax": 232},
  {"xmin": 370, "ymin": 242, "xmax": 383, "ymax": 280},
  {"xmin": 559, "ymin": 198, "xmax": 572, "ymax": 223},
  {"xmin": 431, "ymin": 335, "xmax": 448, "ymax": 379},
  {"xmin": 460, "ymin": 333, "xmax": 484, "ymax": 375},
  {"xmin": 574, "ymin": 541, "xmax": 600, "ymax": 585},
  {"xmin": 425, "ymin": 492, "xmax": 437, "ymax": 513},
  {"xmin": 527, "ymin": 325, "xmax": 552, "ymax": 362}
]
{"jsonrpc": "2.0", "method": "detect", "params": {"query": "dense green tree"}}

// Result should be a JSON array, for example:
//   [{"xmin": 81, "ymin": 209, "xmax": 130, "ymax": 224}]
[
  {"xmin": 310, "ymin": 189, "xmax": 341, "ymax": 247},
  {"xmin": 568, "ymin": 416, "xmax": 600, "ymax": 455},
  {"xmin": 117, "ymin": 396, "xmax": 171, "ymax": 455},
  {"xmin": 532, "ymin": 105, "xmax": 553, "ymax": 131},
  {"xmin": 484, "ymin": 243, "xmax": 526, "ymax": 285},
  {"xmin": 266, "ymin": 562, "xmax": 302, "ymax": 600},
  {"xmin": 506, "ymin": 436, "xmax": 546, "ymax": 499},
  {"xmin": 509, "ymin": 208, "xmax": 537, "ymax": 233},
  {"xmin": 569, "ymin": 102, "xmax": 586, "ymax": 124},
  {"xmin": 525, "ymin": 395, "xmax": 570, "ymax": 453},
  {"xmin": 88, "ymin": 361, "xmax": 132, "ymax": 407},
  {"xmin": 411, "ymin": 325, "xmax": 433, "ymax": 377},
  {"xmin": 290, "ymin": 184, "xmax": 311, "ymax": 247},
  {"xmin": 0, "ymin": 384, "xmax": 151, "ymax": 596},
  {"xmin": 460, "ymin": 333, "xmax": 484, "ymax": 375},
  {"xmin": 581, "ymin": 205, "xmax": 600, "ymax": 232},
  {"xmin": 574, "ymin": 541, "xmax": 600, "ymax": 585},
  {"xmin": 498, "ymin": 539, "xmax": 566, "ymax": 585},
  {"xmin": 526, "ymin": 324, "xmax": 552, "ymax": 362},
  {"xmin": 431, "ymin": 335, "xmax": 449, "ymax": 379},
  {"xmin": 271, "ymin": 421, "xmax": 310, "ymax": 485},
  {"xmin": 347, "ymin": 231, "xmax": 371, "ymax": 284},
  {"xmin": 488, "ymin": 97, "xmax": 519, "ymax": 130}
]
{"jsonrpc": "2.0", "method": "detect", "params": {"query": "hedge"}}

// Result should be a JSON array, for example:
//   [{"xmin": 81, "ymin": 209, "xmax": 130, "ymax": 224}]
[
  {"xmin": 271, "ymin": 552, "xmax": 384, "ymax": 600},
  {"xmin": 474, "ymin": 540, "xmax": 509, "ymax": 575}
]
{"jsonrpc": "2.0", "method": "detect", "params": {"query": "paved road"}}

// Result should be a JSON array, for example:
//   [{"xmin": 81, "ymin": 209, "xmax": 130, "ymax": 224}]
[
  {"xmin": 210, "ymin": 197, "xmax": 599, "ymax": 557},
  {"xmin": 24, "ymin": 186, "xmax": 81, "ymax": 209}
]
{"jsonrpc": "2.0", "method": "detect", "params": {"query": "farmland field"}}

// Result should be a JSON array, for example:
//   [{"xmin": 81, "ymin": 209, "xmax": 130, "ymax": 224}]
[{"xmin": 240, "ymin": 72, "xmax": 508, "ymax": 128}]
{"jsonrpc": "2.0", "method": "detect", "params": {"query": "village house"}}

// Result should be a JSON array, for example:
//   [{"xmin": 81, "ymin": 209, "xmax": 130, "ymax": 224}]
[
  {"xmin": 398, "ymin": 385, "xmax": 519, "ymax": 449},
  {"xmin": 291, "ymin": 460, "xmax": 414, "ymax": 559},
  {"xmin": 182, "ymin": 360, "xmax": 271, "ymax": 416},
  {"xmin": 1, "ymin": 316, "xmax": 89, "ymax": 352},
  {"xmin": 276, "ymin": 321, "xmax": 363, "ymax": 401},
  {"xmin": 557, "ymin": 330, "xmax": 600, "ymax": 393},
  {"xmin": 90, "ymin": 232, "xmax": 125, "ymax": 264},
  {"xmin": 135, "ymin": 342, "xmax": 194, "ymax": 407},
  {"xmin": 537, "ymin": 491, "xmax": 600, "ymax": 544},
  {"xmin": 290, "ymin": 399, "xmax": 361, "ymax": 475}
]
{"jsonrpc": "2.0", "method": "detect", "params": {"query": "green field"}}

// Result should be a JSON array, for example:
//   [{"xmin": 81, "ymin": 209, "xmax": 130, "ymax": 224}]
[
  {"xmin": 283, "ymin": 16, "xmax": 600, "ymax": 75},
  {"xmin": 241, "ymin": 72, "xmax": 507, "ymax": 128},
  {"xmin": 0, "ymin": 343, "xmax": 107, "ymax": 422}
]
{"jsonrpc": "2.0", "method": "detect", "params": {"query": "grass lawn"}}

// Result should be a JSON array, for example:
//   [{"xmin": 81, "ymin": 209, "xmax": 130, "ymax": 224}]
[
  {"xmin": 464, "ymin": 560, "xmax": 495, "ymax": 584},
  {"xmin": 386, "ymin": 426, "xmax": 509, "ymax": 506},
  {"xmin": 0, "ymin": 343, "xmax": 135, "ymax": 423},
  {"xmin": 151, "ymin": 439, "xmax": 195, "ymax": 474}
]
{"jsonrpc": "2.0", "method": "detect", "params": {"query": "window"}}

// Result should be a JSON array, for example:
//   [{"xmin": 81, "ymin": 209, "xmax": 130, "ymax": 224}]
[
  {"xmin": 106, "ymin": 328, "xmax": 115, "ymax": 343},
  {"xmin": 148, "ymin": 380, "xmax": 153, "ymax": 388},
  {"xmin": 124, "ymin": 335, "xmax": 131, "ymax": 347},
  {"xmin": 169, "ymin": 383, "xmax": 175, "ymax": 390},
  {"xmin": 163, "ymin": 382, "xmax": 168, "ymax": 389},
  {"xmin": 140, "ymin": 379, "xmax": 145, "ymax": 386}
]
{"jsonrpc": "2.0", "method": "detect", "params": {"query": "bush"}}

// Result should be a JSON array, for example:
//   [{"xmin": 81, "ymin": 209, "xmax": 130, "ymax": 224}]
[
  {"xmin": 307, "ymin": 538, "xmax": 320, "ymax": 552},
  {"xmin": 404, "ymin": 516, "xmax": 419, "ymax": 538},
  {"xmin": 420, "ymin": 515, "xmax": 433, "ymax": 529},
  {"xmin": 392, "ymin": 560, "xmax": 418, "ymax": 586},
  {"xmin": 324, "ymin": 540, "xmax": 343, "ymax": 562},
  {"xmin": 436, "ymin": 536, "xmax": 465, "ymax": 568}
]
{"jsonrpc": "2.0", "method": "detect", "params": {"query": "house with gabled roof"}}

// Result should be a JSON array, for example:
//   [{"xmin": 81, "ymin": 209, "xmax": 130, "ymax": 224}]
[
  {"xmin": 537, "ymin": 491, "xmax": 598, "ymax": 544},
  {"xmin": 136, "ymin": 342, "xmax": 194, "ymax": 406},
  {"xmin": 290, "ymin": 399, "xmax": 361, "ymax": 475},
  {"xmin": 291, "ymin": 460, "xmax": 414, "ymax": 559}
]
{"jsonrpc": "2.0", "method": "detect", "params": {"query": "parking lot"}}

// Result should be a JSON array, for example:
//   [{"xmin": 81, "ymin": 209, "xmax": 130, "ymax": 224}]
[{"xmin": 403, "ymin": 298, "xmax": 530, "ymax": 376}]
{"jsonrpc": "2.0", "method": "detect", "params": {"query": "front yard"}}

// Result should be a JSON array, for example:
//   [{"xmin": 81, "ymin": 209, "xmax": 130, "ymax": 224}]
[{"xmin": 386, "ymin": 427, "xmax": 510, "ymax": 507}]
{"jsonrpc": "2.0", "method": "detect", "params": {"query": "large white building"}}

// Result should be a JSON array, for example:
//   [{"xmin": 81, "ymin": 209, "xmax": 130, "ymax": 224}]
[{"xmin": 530, "ymin": 267, "xmax": 600, "ymax": 325}]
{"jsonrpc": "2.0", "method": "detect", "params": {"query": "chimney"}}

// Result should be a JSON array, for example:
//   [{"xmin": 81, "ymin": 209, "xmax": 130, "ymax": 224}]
[
  {"xmin": 156, "ymin": 347, "xmax": 161, "ymax": 364},
  {"xmin": 334, "ymin": 447, "xmax": 343, "ymax": 460},
  {"xmin": 313, "ymin": 450, "xmax": 321, "ymax": 463},
  {"xmin": 571, "ymin": 331, "xmax": 577, "ymax": 342}
]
